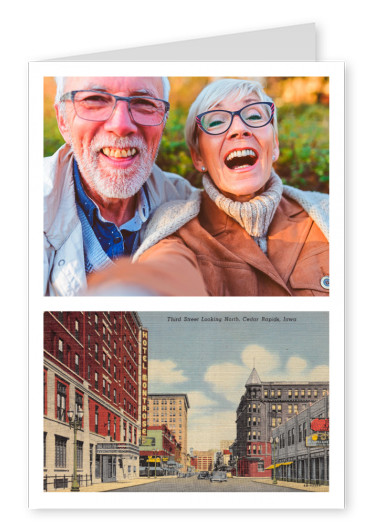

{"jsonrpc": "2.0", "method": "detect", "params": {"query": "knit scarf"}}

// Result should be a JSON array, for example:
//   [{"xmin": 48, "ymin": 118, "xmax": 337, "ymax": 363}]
[{"xmin": 202, "ymin": 170, "xmax": 283, "ymax": 253}]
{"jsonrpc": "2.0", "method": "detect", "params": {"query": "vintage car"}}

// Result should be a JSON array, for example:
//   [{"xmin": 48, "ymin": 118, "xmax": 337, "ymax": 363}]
[
  {"xmin": 197, "ymin": 471, "xmax": 210, "ymax": 479},
  {"xmin": 210, "ymin": 470, "xmax": 227, "ymax": 482}
]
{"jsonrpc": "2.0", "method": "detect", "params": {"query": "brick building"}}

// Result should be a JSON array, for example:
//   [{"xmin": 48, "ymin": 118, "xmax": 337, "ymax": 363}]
[
  {"xmin": 232, "ymin": 367, "xmax": 329, "ymax": 477},
  {"xmin": 139, "ymin": 424, "xmax": 181, "ymax": 475},
  {"xmin": 43, "ymin": 311, "xmax": 146, "ymax": 489},
  {"xmin": 191, "ymin": 450, "xmax": 216, "ymax": 472},
  {"xmin": 147, "ymin": 393, "xmax": 189, "ymax": 471}
]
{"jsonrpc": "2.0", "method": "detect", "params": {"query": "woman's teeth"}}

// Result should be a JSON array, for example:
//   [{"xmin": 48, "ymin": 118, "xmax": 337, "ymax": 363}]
[
  {"xmin": 225, "ymin": 149, "xmax": 258, "ymax": 169},
  {"xmin": 102, "ymin": 147, "xmax": 137, "ymax": 158}
]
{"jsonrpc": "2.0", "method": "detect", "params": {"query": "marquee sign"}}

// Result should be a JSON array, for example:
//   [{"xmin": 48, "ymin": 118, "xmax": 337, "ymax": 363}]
[
  {"xmin": 141, "ymin": 329, "xmax": 148, "ymax": 444},
  {"xmin": 310, "ymin": 418, "xmax": 329, "ymax": 432},
  {"xmin": 306, "ymin": 433, "xmax": 329, "ymax": 447}
]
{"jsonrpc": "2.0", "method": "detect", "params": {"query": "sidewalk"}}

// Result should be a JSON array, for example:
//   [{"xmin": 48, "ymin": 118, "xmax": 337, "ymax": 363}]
[
  {"xmin": 250, "ymin": 478, "xmax": 329, "ymax": 492},
  {"xmin": 49, "ymin": 477, "xmax": 164, "ymax": 493}
]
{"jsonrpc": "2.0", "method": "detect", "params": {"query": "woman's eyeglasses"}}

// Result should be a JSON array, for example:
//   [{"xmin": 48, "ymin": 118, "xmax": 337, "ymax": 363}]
[{"xmin": 196, "ymin": 102, "xmax": 274, "ymax": 135}]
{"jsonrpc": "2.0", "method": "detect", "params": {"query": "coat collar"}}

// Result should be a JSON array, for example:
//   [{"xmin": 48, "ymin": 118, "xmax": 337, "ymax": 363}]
[{"xmin": 199, "ymin": 192, "xmax": 313, "ymax": 292}]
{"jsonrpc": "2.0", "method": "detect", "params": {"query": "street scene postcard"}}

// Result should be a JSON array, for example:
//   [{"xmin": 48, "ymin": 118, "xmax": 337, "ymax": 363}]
[{"xmin": 38, "ymin": 311, "xmax": 343, "ymax": 509}]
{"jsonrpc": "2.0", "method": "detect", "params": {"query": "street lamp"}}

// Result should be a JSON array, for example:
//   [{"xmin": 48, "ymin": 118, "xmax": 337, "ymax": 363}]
[
  {"xmin": 270, "ymin": 436, "xmax": 279, "ymax": 484},
  {"xmin": 67, "ymin": 407, "xmax": 83, "ymax": 492}
]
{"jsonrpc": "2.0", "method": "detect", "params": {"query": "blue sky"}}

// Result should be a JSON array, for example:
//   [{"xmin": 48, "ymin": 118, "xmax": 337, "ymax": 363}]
[{"xmin": 139, "ymin": 312, "xmax": 329, "ymax": 451}]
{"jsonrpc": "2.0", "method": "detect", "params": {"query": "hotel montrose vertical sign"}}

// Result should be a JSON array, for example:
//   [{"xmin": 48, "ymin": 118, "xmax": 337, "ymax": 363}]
[{"xmin": 141, "ymin": 329, "xmax": 148, "ymax": 444}]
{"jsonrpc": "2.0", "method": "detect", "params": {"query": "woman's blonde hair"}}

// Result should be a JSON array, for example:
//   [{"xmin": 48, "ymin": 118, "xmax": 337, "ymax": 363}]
[{"xmin": 185, "ymin": 78, "xmax": 278, "ymax": 155}]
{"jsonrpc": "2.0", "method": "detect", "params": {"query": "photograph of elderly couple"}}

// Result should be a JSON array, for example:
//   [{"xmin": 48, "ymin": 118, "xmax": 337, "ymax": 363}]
[{"xmin": 44, "ymin": 76, "xmax": 329, "ymax": 297}]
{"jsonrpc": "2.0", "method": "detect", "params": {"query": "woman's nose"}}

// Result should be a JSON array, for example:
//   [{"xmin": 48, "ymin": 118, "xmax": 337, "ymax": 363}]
[
  {"xmin": 104, "ymin": 100, "xmax": 138, "ymax": 136},
  {"xmin": 227, "ymin": 115, "xmax": 252, "ymax": 139}
]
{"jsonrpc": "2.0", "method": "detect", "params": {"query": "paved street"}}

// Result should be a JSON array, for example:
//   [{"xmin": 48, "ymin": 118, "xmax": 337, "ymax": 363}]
[{"xmin": 108, "ymin": 475, "xmax": 301, "ymax": 492}]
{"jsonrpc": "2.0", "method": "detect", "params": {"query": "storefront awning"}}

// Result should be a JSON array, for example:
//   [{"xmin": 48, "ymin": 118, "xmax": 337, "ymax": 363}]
[{"xmin": 265, "ymin": 463, "xmax": 283, "ymax": 470}]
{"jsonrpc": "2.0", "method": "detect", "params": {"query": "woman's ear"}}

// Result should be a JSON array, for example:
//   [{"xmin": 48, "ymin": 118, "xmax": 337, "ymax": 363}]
[
  {"xmin": 190, "ymin": 147, "xmax": 206, "ymax": 172},
  {"xmin": 272, "ymin": 136, "xmax": 280, "ymax": 162}
]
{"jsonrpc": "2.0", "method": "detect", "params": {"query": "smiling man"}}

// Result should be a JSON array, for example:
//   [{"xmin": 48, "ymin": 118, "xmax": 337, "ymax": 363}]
[{"xmin": 44, "ymin": 76, "xmax": 197, "ymax": 296}]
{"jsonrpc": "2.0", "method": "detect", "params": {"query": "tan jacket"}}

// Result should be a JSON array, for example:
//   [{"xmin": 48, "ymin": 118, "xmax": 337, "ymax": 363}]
[{"xmin": 89, "ymin": 190, "xmax": 329, "ymax": 296}]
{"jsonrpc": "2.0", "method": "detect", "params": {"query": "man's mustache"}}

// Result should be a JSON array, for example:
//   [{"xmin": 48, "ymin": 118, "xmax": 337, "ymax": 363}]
[{"xmin": 89, "ymin": 135, "xmax": 147, "ymax": 153}]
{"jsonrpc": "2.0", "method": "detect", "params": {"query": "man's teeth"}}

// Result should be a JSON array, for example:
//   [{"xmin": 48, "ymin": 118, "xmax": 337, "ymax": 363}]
[
  {"xmin": 102, "ymin": 147, "xmax": 137, "ymax": 158},
  {"xmin": 226, "ymin": 149, "xmax": 256, "ymax": 161}
]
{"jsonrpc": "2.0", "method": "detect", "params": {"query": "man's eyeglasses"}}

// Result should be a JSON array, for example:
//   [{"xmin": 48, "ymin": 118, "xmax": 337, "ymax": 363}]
[
  {"xmin": 196, "ymin": 102, "xmax": 275, "ymax": 135},
  {"xmin": 60, "ymin": 90, "xmax": 170, "ymax": 126}
]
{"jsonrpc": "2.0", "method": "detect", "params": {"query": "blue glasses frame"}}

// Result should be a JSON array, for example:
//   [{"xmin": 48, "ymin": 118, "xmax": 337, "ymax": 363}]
[
  {"xmin": 196, "ymin": 101, "xmax": 275, "ymax": 135},
  {"xmin": 60, "ymin": 90, "xmax": 170, "ymax": 125}
]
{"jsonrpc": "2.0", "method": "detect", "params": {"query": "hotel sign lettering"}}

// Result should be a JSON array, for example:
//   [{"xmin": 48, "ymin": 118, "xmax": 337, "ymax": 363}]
[{"xmin": 141, "ymin": 329, "xmax": 148, "ymax": 444}]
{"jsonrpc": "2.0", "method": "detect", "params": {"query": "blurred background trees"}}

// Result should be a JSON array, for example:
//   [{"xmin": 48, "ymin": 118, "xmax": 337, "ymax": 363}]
[{"xmin": 44, "ymin": 76, "xmax": 329, "ymax": 193}]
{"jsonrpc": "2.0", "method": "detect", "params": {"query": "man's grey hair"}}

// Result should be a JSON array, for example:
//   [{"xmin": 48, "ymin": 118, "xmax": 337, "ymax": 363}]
[
  {"xmin": 54, "ymin": 76, "xmax": 170, "ymax": 104},
  {"xmin": 185, "ymin": 78, "xmax": 278, "ymax": 155}
]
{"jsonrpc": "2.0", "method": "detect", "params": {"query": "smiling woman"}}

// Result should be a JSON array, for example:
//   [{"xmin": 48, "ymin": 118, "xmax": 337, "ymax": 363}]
[{"xmin": 119, "ymin": 78, "xmax": 329, "ymax": 297}]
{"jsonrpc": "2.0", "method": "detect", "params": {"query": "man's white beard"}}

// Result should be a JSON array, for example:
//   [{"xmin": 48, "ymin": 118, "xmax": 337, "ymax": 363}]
[{"xmin": 69, "ymin": 133, "xmax": 159, "ymax": 199}]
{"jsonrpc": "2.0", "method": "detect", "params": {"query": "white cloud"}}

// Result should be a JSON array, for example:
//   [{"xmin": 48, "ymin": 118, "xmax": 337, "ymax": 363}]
[
  {"xmin": 188, "ymin": 410, "xmax": 236, "ymax": 451},
  {"xmin": 204, "ymin": 362, "xmax": 248, "ymax": 403},
  {"xmin": 187, "ymin": 391, "xmax": 217, "ymax": 410},
  {"xmin": 241, "ymin": 344, "xmax": 280, "ymax": 377},
  {"xmin": 149, "ymin": 359, "xmax": 188, "ymax": 384},
  {"xmin": 308, "ymin": 365, "xmax": 329, "ymax": 381},
  {"xmin": 286, "ymin": 356, "xmax": 307, "ymax": 376}
]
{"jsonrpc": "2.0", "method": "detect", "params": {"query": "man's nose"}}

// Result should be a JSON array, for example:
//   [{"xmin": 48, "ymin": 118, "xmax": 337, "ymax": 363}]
[
  {"xmin": 103, "ymin": 100, "xmax": 138, "ymax": 136},
  {"xmin": 226, "ymin": 115, "xmax": 252, "ymax": 139}
]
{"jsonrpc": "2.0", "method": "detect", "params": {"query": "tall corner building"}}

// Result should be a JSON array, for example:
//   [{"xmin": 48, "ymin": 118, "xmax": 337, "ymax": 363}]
[
  {"xmin": 233, "ymin": 367, "xmax": 329, "ymax": 477},
  {"xmin": 147, "ymin": 394, "xmax": 189, "ymax": 471}
]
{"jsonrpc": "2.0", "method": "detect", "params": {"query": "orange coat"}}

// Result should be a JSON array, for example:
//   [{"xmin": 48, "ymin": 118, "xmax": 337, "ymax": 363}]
[
  {"xmin": 87, "ymin": 191, "xmax": 329, "ymax": 296},
  {"xmin": 137, "ymin": 191, "xmax": 329, "ymax": 296}
]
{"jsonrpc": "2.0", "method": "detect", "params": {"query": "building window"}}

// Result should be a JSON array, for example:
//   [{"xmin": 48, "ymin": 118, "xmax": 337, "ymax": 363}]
[
  {"xmin": 294, "ymin": 405, "xmax": 298, "ymax": 414},
  {"xmin": 114, "ymin": 341, "xmax": 117, "ymax": 356},
  {"xmin": 58, "ymin": 311, "xmax": 64, "ymax": 324},
  {"xmin": 88, "ymin": 365, "xmax": 91, "ymax": 380},
  {"xmin": 264, "ymin": 390, "xmax": 268, "ymax": 398},
  {"xmin": 75, "ymin": 319, "xmax": 79, "ymax": 340},
  {"xmin": 103, "ymin": 379, "xmax": 106, "ymax": 395},
  {"xmin": 95, "ymin": 406, "xmax": 98, "ymax": 434},
  {"xmin": 277, "ymin": 389, "xmax": 281, "ymax": 398},
  {"xmin": 314, "ymin": 389, "xmax": 318, "ymax": 398},
  {"xmin": 123, "ymin": 421, "xmax": 127, "ymax": 442},
  {"xmin": 75, "ymin": 353, "xmax": 79, "ymax": 375},
  {"xmin": 108, "ymin": 413, "xmax": 111, "ymax": 436},
  {"xmin": 95, "ymin": 372, "xmax": 98, "ymax": 390},
  {"xmin": 75, "ymin": 392, "xmax": 83, "ymax": 421},
  {"xmin": 134, "ymin": 427, "xmax": 137, "ymax": 445},
  {"xmin": 56, "ymin": 381, "xmax": 67, "ymax": 422},
  {"xmin": 108, "ymin": 357, "xmax": 111, "ymax": 372},
  {"xmin": 301, "ymin": 389, "xmax": 305, "ymax": 397},
  {"xmin": 58, "ymin": 339, "xmax": 64, "ymax": 363},
  {"xmin": 114, "ymin": 418, "xmax": 117, "ymax": 440},
  {"xmin": 258, "ymin": 445, "xmax": 262, "ymax": 455},
  {"xmin": 288, "ymin": 430, "xmax": 291, "ymax": 446},
  {"xmin": 271, "ymin": 389, "xmax": 275, "ymax": 398},
  {"xmin": 107, "ymin": 383, "xmax": 110, "ymax": 398},
  {"xmin": 303, "ymin": 422, "xmax": 307, "ymax": 439},
  {"xmin": 288, "ymin": 405, "xmax": 292, "ymax": 414},
  {"xmin": 114, "ymin": 389, "xmax": 117, "ymax": 403},
  {"xmin": 114, "ymin": 365, "xmax": 117, "ymax": 380},
  {"xmin": 299, "ymin": 424, "xmax": 303, "ymax": 442},
  {"xmin": 308, "ymin": 389, "xmax": 312, "ymax": 398},
  {"xmin": 253, "ymin": 445, "xmax": 257, "ymax": 455},
  {"xmin": 129, "ymin": 425, "xmax": 132, "ymax": 442},
  {"xmin": 55, "ymin": 436, "xmax": 67, "ymax": 468},
  {"xmin": 95, "ymin": 313, "xmax": 98, "ymax": 331},
  {"xmin": 258, "ymin": 461, "xmax": 264, "ymax": 472},
  {"xmin": 77, "ymin": 441, "xmax": 83, "ymax": 468},
  {"xmin": 103, "ymin": 353, "xmax": 106, "ymax": 369},
  {"xmin": 294, "ymin": 390, "xmax": 298, "ymax": 398},
  {"xmin": 292, "ymin": 427, "xmax": 295, "ymax": 444},
  {"xmin": 95, "ymin": 344, "xmax": 98, "ymax": 361},
  {"xmin": 44, "ymin": 432, "xmax": 47, "ymax": 467},
  {"xmin": 271, "ymin": 418, "xmax": 276, "ymax": 427},
  {"xmin": 288, "ymin": 389, "xmax": 292, "ymax": 398}
]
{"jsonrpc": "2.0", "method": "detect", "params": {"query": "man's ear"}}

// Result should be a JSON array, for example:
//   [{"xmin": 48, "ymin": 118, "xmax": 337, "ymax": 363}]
[
  {"xmin": 190, "ymin": 147, "xmax": 205, "ymax": 172},
  {"xmin": 55, "ymin": 103, "xmax": 71, "ymax": 145}
]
